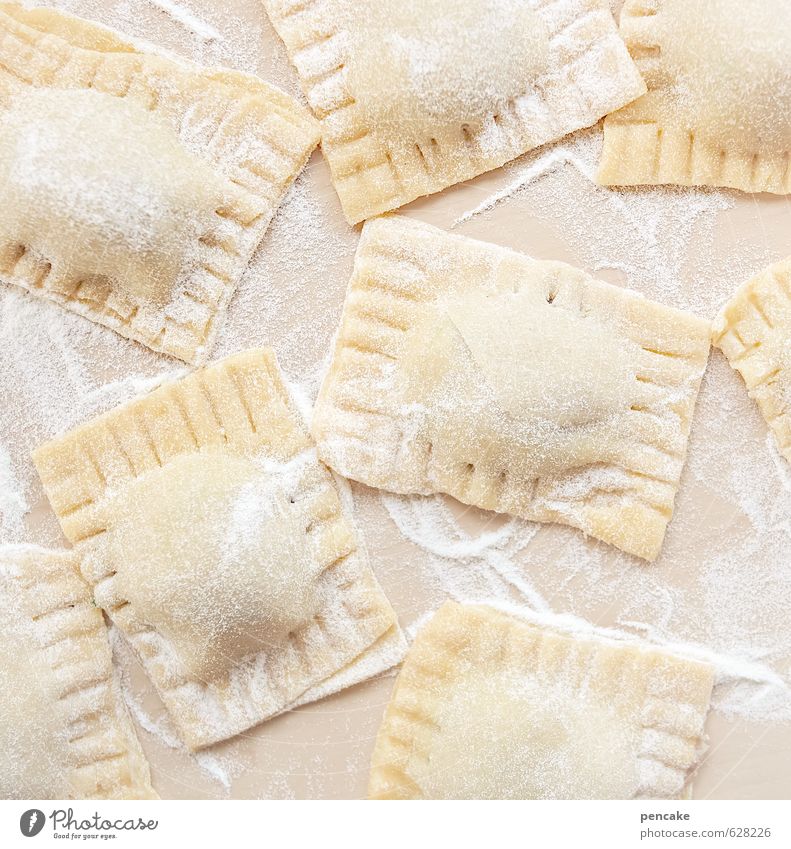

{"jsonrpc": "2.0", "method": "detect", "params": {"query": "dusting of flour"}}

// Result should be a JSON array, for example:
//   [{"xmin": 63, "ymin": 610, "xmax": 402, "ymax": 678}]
[
  {"xmin": 146, "ymin": 0, "xmax": 221, "ymax": 42},
  {"xmin": 0, "ymin": 443, "xmax": 28, "ymax": 539},
  {"xmin": 384, "ymin": 492, "xmax": 791, "ymax": 723},
  {"xmin": 2, "ymin": 0, "xmax": 790, "ymax": 800}
]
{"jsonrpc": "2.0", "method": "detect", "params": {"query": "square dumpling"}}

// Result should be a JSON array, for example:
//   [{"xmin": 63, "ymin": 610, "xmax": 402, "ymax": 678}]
[
  {"xmin": 598, "ymin": 0, "xmax": 791, "ymax": 193},
  {"xmin": 262, "ymin": 0, "xmax": 645, "ymax": 223},
  {"xmin": 0, "ymin": 545, "xmax": 155, "ymax": 800},
  {"xmin": 33, "ymin": 348, "xmax": 403, "ymax": 749},
  {"xmin": 311, "ymin": 216, "xmax": 711, "ymax": 561},
  {"xmin": 369, "ymin": 602, "xmax": 713, "ymax": 799},
  {"xmin": 712, "ymin": 257, "xmax": 791, "ymax": 460},
  {"xmin": 0, "ymin": 3, "xmax": 319, "ymax": 363}
]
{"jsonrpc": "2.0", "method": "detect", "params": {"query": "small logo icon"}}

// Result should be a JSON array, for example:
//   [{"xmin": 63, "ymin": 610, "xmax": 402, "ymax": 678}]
[{"xmin": 20, "ymin": 809, "xmax": 45, "ymax": 837}]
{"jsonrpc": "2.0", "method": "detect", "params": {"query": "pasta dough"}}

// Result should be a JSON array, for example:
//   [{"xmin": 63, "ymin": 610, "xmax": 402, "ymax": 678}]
[
  {"xmin": 712, "ymin": 257, "xmax": 791, "ymax": 462},
  {"xmin": 262, "ymin": 0, "xmax": 645, "ymax": 223},
  {"xmin": 32, "ymin": 348, "xmax": 402, "ymax": 749},
  {"xmin": 598, "ymin": 0, "xmax": 791, "ymax": 193},
  {"xmin": 369, "ymin": 603, "xmax": 714, "ymax": 799},
  {"xmin": 345, "ymin": 1, "xmax": 550, "ymax": 141},
  {"xmin": 109, "ymin": 452, "xmax": 320, "ymax": 679},
  {"xmin": 0, "ymin": 89, "xmax": 235, "ymax": 305},
  {"xmin": 312, "ymin": 217, "xmax": 711, "ymax": 561},
  {"xmin": 424, "ymin": 289, "xmax": 636, "ymax": 428},
  {"xmin": 0, "ymin": 546, "xmax": 155, "ymax": 800},
  {"xmin": 0, "ymin": 2, "xmax": 319, "ymax": 362}
]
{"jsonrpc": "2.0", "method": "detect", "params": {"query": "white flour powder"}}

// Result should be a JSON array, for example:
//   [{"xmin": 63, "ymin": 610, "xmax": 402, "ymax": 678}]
[
  {"xmin": 0, "ymin": 443, "xmax": 28, "ymax": 539},
  {"xmin": 2, "ymin": 0, "xmax": 790, "ymax": 799}
]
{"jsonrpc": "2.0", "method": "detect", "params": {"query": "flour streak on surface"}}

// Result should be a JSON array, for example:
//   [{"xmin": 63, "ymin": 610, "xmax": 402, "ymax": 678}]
[
  {"xmin": 382, "ymin": 491, "xmax": 791, "ymax": 724},
  {"xmin": 146, "ymin": 0, "xmax": 222, "ymax": 41},
  {"xmin": 452, "ymin": 143, "xmax": 596, "ymax": 227}
]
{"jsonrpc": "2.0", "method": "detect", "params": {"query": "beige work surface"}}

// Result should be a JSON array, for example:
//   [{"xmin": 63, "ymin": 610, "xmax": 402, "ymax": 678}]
[{"xmin": 2, "ymin": 0, "xmax": 791, "ymax": 799}]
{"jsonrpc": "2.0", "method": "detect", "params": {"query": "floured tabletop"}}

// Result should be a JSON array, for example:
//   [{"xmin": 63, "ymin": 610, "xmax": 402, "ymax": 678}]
[{"xmin": 1, "ymin": 0, "xmax": 790, "ymax": 799}]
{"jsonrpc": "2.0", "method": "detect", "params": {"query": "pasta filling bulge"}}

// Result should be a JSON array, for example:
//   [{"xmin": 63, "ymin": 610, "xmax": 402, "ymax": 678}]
[
  {"xmin": 655, "ymin": 0, "xmax": 791, "ymax": 153},
  {"xmin": 341, "ymin": 0, "xmax": 550, "ymax": 143},
  {"xmin": 107, "ymin": 451, "xmax": 327, "ymax": 680},
  {"xmin": 399, "ymin": 288, "xmax": 639, "ymax": 480},
  {"xmin": 0, "ymin": 89, "xmax": 244, "ymax": 304}
]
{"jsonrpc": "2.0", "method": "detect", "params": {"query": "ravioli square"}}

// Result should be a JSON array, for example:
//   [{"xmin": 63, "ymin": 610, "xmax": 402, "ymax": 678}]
[
  {"xmin": 712, "ymin": 258, "xmax": 791, "ymax": 460},
  {"xmin": 369, "ymin": 602, "xmax": 713, "ymax": 799},
  {"xmin": 0, "ymin": 545, "xmax": 155, "ymax": 799},
  {"xmin": 598, "ymin": 0, "xmax": 791, "ymax": 193},
  {"xmin": 312, "ymin": 216, "xmax": 710, "ymax": 561},
  {"xmin": 263, "ymin": 0, "xmax": 645, "ymax": 223},
  {"xmin": 33, "ymin": 348, "xmax": 402, "ymax": 749},
  {"xmin": 0, "ymin": 3, "xmax": 319, "ymax": 363}
]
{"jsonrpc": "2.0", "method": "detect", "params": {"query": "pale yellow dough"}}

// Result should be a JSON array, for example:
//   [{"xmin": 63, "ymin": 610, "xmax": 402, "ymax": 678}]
[
  {"xmin": 369, "ymin": 603, "xmax": 714, "ymax": 799},
  {"xmin": 33, "ymin": 349, "xmax": 401, "ymax": 749},
  {"xmin": 0, "ymin": 89, "xmax": 233, "ymax": 305},
  {"xmin": 110, "ymin": 452, "xmax": 320, "ymax": 679},
  {"xmin": 712, "ymin": 257, "xmax": 791, "ymax": 462},
  {"xmin": 0, "ymin": 2, "xmax": 319, "ymax": 363},
  {"xmin": 312, "ymin": 217, "xmax": 711, "ymax": 561},
  {"xmin": 599, "ymin": 0, "xmax": 791, "ymax": 193},
  {"xmin": 0, "ymin": 546, "xmax": 155, "ymax": 800},
  {"xmin": 262, "ymin": 0, "xmax": 645, "ymax": 223}
]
